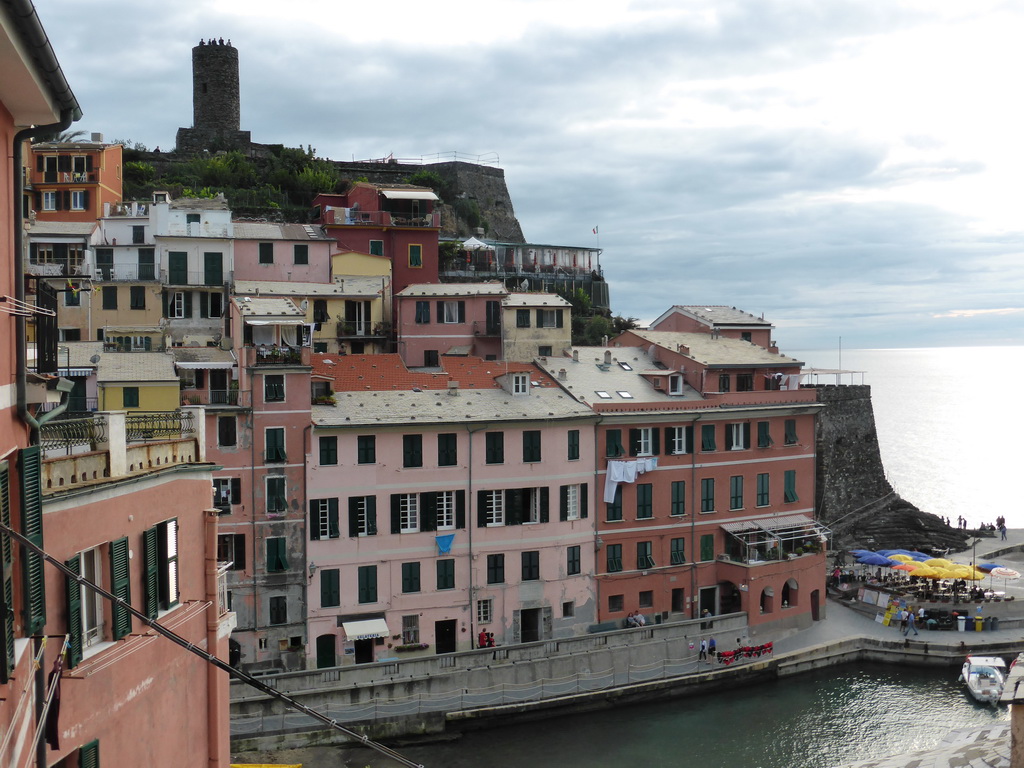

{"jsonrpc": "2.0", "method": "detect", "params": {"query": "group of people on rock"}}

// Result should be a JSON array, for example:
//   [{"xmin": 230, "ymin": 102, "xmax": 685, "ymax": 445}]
[{"xmin": 948, "ymin": 515, "xmax": 1007, "ymax": 538}]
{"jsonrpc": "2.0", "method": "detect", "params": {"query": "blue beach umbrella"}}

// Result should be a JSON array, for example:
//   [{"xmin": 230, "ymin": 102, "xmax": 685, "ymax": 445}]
[
  {"xmin": 858, "ymin": 553, "xmax": 898, "ymax": 567},
  {"xmin": 978, "ymin": 563, "xmax": 1004, "ymax": 572}
]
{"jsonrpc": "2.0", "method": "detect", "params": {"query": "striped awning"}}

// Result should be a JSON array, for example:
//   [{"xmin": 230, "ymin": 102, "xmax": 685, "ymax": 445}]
[{"xmin": 341, "ymin": 618, "xmax": 389, "ymax": 641}]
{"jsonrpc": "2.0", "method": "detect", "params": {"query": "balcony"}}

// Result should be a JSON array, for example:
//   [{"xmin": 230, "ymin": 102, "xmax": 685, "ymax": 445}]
[
  {"xmin": 180, "ymin": 388, "xmax": 251, "ymax": 408},
  {"xmin": 161, "ymin": 223, "xmax": 231, "ymax": 238},
  {"xmin": 336, "ymin": 320, "xmax": 390, "ymax": 339},
  {"xmin": 473, "ymin": 320, "xmax": 501, "ymax": 337},
  {"xmin": 26, "ymin": 260, "xmax": 86, "ymax": 278},
  {"xmin": 40, "ymin": 171, "xmax": 98, "ymax": 184},
  {"xmin": 162, "ymin": 269, "xmax": 231, "ymax": 287},
  {"xmin": 93, "ymin": 265, "xmax": 158, "ymax": 282},
  {"xmin": 241, "ymin": 345, "xmax": 310, "ymax": 368},
  {"xmin": 321, "ymin": 208, "xmax": 440, "ymax": 228}
]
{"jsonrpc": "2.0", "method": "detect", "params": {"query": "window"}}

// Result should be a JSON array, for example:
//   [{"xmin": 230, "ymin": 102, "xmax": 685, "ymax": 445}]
[
  {"xmin": 567, "ymin": 545, "xmax": 581, "ymax": 575},
  {"xmin": 700, "ymin": 424, "xmax": 716, "ymax": 452},
  {"xmin": 516, "ymin": 309, "xmax": 530, "ymax": 328},
  {"xmin": 409, "ymin": 244, "xmax": 422, "ymax": 267},
  {"xmin": 536, "ymin": 308, "xmax": 562, "ymax": 328},
  {"xmin": 671, "ymin": 480, "xmax": 686, "ymax": 516},
  {"xmin": 726, "ymin": 423, "xmax": 750, "ymax": 450},
  {"xmin": 402, "ymin": 615, "xmax": 419, "ymax": 644},
  {"xmin": 312, "ymin": 299, "xmax": 329, "ymax": 323},
  {"xmin": 784, "ymin": 419, "xmax": 798, "ymax": 445},
  {"xmin": 170, "ymin": 291, "xmax": 189, "ymax": 319},
  {"xmin": 414, "ymin": 300, "xmax": 430, "ymax": 324},
  {"xmin": 512, "ymin": 373, "xmax": 529, "ymax": 395},
  {"xmin": 264, "ymin": 374, "xmax": 285, "ymax": 403},
  {"xmin": 64, "ymin": 286, "xmax": 81, "ymax": 307},
  {"xmin": 637, "ymin": 541, "xmax": 655, "ymax": 569},
  {"xmin": 672, "ymin": 588, "xmax": 686, "ymax": 612},
  {"xmin": 269, "ymin": 596, "xmax": 288, "ymax": 625},
  {"xmin": 606, "ymin": 485, "xmax": 623, "ymax": 521},
  {"xmin": 636, "ymin": 483, "xmax": 653, "ymax": 519},
  {"xmin": 320, "ymin": 569, "xmax": 340, "ymax": 607},
  {"xmin": 216, "ymin": 533, "xmax": 246, "ymax": 570},
  {"xmin": 521, "ymin": 550, "xmax": 540, "ymax": 581},
  {"xmin": 700, "ymin": 534, "xmax": 715, "ymax": 562},
  {"xmin": 562, "ymin": 601, "xmax": 575, "ymax": 617},
  {"xmin": 436, "ymin": 559, "xmax": 455, "ymax": 590},
  {"xmin": 483, "ymin": 490, "xmax": 504, "ymax": 526},
  {"xmin": 670, "ymin": 537, "xmax": 686, "ymax": 565},
  {"xmin": 70, "ymin": 547, "xmax": 104, "ymax": 651},
  {"xmin": 639, "ymin": 590, "xmax": 654, "ymax": 609},
  {"xmin": 606, "ymin": 429, "xmax": 624, "ymax": 457},
  {"xmin": 437, "ymin": 433, "xmax": 457, "ymax": 466},
  {"xmin": 757, "ymin": 473, "xmax": 770, "ymax": 506},
  {"xmin": 631, "ymin": 427, "xmax": 659, "ymax": 456},
  {"xmin": 138, "ymin": 248, "xmax": 155, "ymax": 279},
  {"xmin": 439, "ymin": 300, "xmax": 465, "ymax": 323},
  {"xmin": 718, "ymin": 374, "xmax": 730, "ymax": 393},
  {"xmin": 122, "ymin": 387, "xmax": 139, "ymax": 408},
  {"xmin": 357, "ymin": 565, "xmax": 377, "ymax": 603},
  {"xmin": 258, "ymin": 242, "xmax": 274, "ymax": 264},
  {"xmin": 477, "ymin": 599, "xmax": 493, "ymax": 624},
  {"xmin": 424, "ymin": 350, "xmax": 439, "ymax": 367},
  {"xmin": 669, "ymin": 374, "xmax": 684, "ymax": 395},
  {"xmin": 218, "ymin": 416, "xmax": 236, "ymax": 447},
  {"xmin": 129, "ymin": 285, "xmax": 146, "ymax": 310},
  {"xmin": 737, "ymin": 374, "xmax": 754, "ymax": 392},
  {"xmin": 293, "ymin": 244, "xmax": 309, "ymax": 264},
  {"xmin": 42, "ymin": 191, "xmax": 57, "ymax": 210},
  {"xmin": 101, "ymin": 286, "xmax": 117, "ymax": 310},
  {"xmin": 401, "ymin": 562, "xmax": 421, "ymax": 593},
  {"xmin": 606, "ymin": 543, "xmax": 623, "ymax": 573},
  {"xmin": 524, "ymin": 487, "xmax": 545, "ymax": 524},
  {"xmin": 757, "ymin": 421, "xmax": 773, "ymax": 448},
  {"xmin": 485, "ymin": 432, "xmax": 504, "ymax": 464},
  {"xmin": 486, "ymin": 554, "xmax": 505, "ymax": 584},
  {"xmin": 265, "ymin": 428, "xmax": 286, "ymax": 462},
  {"xmin": 402, "ymin": 434, "xmax": 423, "ymax": 467},
  {"xmin": 567, "ymin": 429, "xmax": 580, "ymax": 460},
  {"xmin": 560, "ymin": 483, "xmax": 585, "ymax": 521},
  {"xmin": 669, "ymin": 426, "xmax": 692, "ymax": 455},
  {"xmin": 395, "ymin": 493, "xmax": 419, "ymax": 533},
  {"xmin": 730, "ymin": 475, "xmax": 744, "ymax": 510},
  {"xmin": 266, "ymin": 476, "xmax": 287, "ymax": 513},
  {"xmin": 319, "ymin": 436, "xmax": 338, "ymax": 465},
  {"xmin": 608, "ymin": 594, "xmax": 624, "ymax": 613},
  {"xmin": 784, "ymin": 470, "xmax": 799, "ymax": 503},
  {"xmin": 309, "ymin": 498, "xmax": 340, "ymax": 540},
  {"xmin": 701, "ymin": 478, "xmax": 715, "ymax": 513},
  {"xmin": 522, "ymin": 430, "xmax": 541, "ymax": 462},
  {"xmin": 348, "ymin": 496, "xmax": 377, "ymax": 536},
  {"xmin": 369, "ymin": 240, "xmax": 383, "ymax": 256},
  {"xmin": 203, "ymin": 252, "xmax": 223, "ymax": 286},
  {"xmin": 435, "ymin": 490, "xmax": 457, "ymax": 530},
  {"xmin": 539, "ymin": 345, "xmax": 553, "ymax": 357},
  {"xmin": 357, "ymin": 434, "xmax": 376, "ymax": 464},
  {"xmin": 214, "ymin": 478, "xmax": 241, "ymax": 510},
  {"xmin": 266, "ymin": 537, "xmax": 289, "ymax": 572}
]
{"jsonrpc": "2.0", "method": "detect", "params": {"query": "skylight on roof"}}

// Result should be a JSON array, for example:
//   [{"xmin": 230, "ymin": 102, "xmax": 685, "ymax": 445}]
[
  {"xmin": 618, "ymin": 361, "xmax": 633, "ymax": 371},
  {"xmin": 595, "ymin": 390, "xmax": 612, "ymax": 399},
  {"xmin": 616, "ymin": 391, "xmax": 634, "ymax": 399}
]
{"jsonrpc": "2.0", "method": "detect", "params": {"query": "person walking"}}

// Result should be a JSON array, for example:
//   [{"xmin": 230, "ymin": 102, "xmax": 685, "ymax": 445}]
[
  {"xmin": 708, "ymin": 636, "xmax": 717, "ymax": 661},
  {"xmin": 904, "ymin": 609, "xmax": 919, "ymax": 636},
  {"xmin": 699, "ymin": 638, "xmax": 708, "ymax": 661}
]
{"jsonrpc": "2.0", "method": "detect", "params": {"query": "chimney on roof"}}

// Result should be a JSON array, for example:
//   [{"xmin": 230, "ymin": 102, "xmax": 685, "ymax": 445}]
[
  {"xmin": 601, "ymin": 336, "xmax": 608, "ymax": 346},
  {"xmin": 448, "ymin": 381, "xmax": 460, "ymax": 396},
  {"xmin": 558, "ymin": 369, "xmax": 567, "ymax": 380},
  {"xmin": 572, "ymin": 350, "xmax": 579, "ymax": 362},
  {"xmin": 603, "ymin": 350, "xmax": 611, "ymax": 365},
  {"xmin": 91, "ymin": 132, "xmax": 103, "ymax": 142}
]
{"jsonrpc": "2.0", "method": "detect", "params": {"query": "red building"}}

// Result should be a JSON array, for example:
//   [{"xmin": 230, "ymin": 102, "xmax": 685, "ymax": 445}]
[{"xmin": 313, "ymin": 182, "xmax": 440, "ymax": 294}]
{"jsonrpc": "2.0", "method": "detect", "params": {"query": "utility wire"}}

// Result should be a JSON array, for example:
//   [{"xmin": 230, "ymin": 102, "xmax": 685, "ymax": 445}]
[{"xmin": 0, "ymin": 519, "xmax": 425, "ymax": 768}]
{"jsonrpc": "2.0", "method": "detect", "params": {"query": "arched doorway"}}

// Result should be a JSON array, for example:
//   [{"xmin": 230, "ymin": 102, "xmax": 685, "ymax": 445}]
[
  {"xmin": 810, "ymin": 589, "xmax": 821, "ymax": 621},
  {"xmin": 718, "ymin": 581, "xmax": 742, "ymax": 615},
  {"xmin": 781, "ymin": 578, "xmax": 799, "ymax": 608},
  {"xmin": 315, "ymin": 633, "xmax": 337, "ymax": 669},
  {"xmin": 760, "ymin": 587, "xmax": 775, "ymax": 615}
]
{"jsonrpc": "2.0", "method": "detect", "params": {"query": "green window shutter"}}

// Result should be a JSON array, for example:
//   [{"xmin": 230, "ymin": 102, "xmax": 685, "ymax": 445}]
[
  {"xmin": 579, "ymin": 483, "xmax": 588, "ymax": 519},
  {"xmin": 20, "ymin": 446, "xmax": 46, "ymax": 634},
  {"xmin": 293, "ymin": 244, "xmax": 309, "ymax": 264},
  {"xmin": 109, "ymin": 536, "xmax": 132, "ymax": 640},
  {"xmin": 758, "ymin": 421, "xmax": 772, "ymax": 448},
  {"xmin": 606, "ymin": 429, "xmax": 623, "ymax": 457},
  {"xmin": 671, "ymin": 480, "xmax": 686, "ymax": 516},
  {"xmin": 143, "ymin": 526, "xmax": 159, "ymax": 619},
  {"xmin": 785, "ymin": 419, "xmax": 798, "ymax": 445},
  {"xmin": 80, "ymin": 739, "xmax": 100, "ymax": 768},
  {"xmin": 203, "ymin": 252, "xmax": 223, "ymax": 285},
  {"xmin": 784, "ymin": 470, "xmax": 799, "ymax": 502},
  {"xmin": 1, "ymin": 463, "xmax": 15, "ymax": 682},
  {"xmin": 700, "ymin": 534, "xmax": 715, "ymax": 562},
  {"xmin": 328, "ymin": 498, "xmax": 340, "ymax": 538},
  {"xmin": 64, "ymin": 553, "xmax": 83, "ymax": 669},
  {"xmin": 559, "ymin": 485, "xmax": 569, "ymax": 521},
  {"xmin": 567, "ymin": 429, "xmax": 580, "ymax": 460},
  {"xmin": 701, "ymin": 424, "xmax": 716, "ymax": 451},
  {"xmin": 320, "ymin": 569, "xmax": 340, "ymax": 607},
  {"xmin": 369, "ymin": 240, "xmax": 383, "ymax": 256}
]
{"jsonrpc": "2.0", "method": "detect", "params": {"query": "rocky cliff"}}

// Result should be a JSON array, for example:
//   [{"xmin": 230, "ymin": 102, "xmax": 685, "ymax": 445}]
[{"xmin": 813, "ymin": 384, "xmax": 969, "ymax": 554}]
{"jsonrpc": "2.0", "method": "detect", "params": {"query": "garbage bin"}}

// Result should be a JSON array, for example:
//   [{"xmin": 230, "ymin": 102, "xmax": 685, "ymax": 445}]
[
  {"xmin": 982, "ymin": 617, "xmax": 991, "ymax": 631},
  {"xmin": 975, "ymin": 617, "xmax": 984, "ymax": 632},
  {"xmin": 957, "ymin": 615, "xmax": 967, "ymax": 631},
  {"xmin": 991, "ymin": 617, "xmax": 1000, "ymax": 631}
]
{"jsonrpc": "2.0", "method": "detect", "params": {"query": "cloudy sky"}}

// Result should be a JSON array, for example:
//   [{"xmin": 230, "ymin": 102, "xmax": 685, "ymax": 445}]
[{"xmin": 36, "ymin": 0, "xmax": 1024, "ymax": 350}]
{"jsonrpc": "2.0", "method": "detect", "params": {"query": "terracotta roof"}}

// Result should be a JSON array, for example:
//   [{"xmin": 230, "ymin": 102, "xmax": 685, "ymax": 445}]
[{"xmin": 439, "ymin": 357, "xmax": 559, "ymax": 389}]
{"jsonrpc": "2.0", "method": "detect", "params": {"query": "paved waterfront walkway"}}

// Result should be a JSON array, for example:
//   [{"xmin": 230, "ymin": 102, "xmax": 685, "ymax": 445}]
[{"xmin": 785, "ymin": 531, "xmax": 1024, "ymax": 768}]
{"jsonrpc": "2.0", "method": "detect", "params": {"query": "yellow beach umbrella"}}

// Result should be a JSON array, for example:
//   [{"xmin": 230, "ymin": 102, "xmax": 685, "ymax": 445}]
[
  {"xmin": 889, "ymin": 554, "xmax": 915, "ymax": 563},
  {"xmin": 925, "ymin": 558, "xmax": 954, "ymax": 567}
]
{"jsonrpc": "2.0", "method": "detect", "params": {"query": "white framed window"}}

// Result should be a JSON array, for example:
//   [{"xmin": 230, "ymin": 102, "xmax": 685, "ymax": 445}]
[
  {"xmin": 402, "ymin": 615, "xmax": 420, "ymax": 644},
  {"xmin": 538, "ymin": 309, "xmax": 559, "ymax": 328},
  {"xmin": 312, "ymin": 498, "xmax": 333, "ymax": 539},
  {"xmin": 171, "ymin": 291, "xmax": 186, "ymax": 319},
  {"xmin": 637, "ymin": 427, "xmax": 654, "ymax": 456},
  {"xmin": 353, "ymin": 496, "xmax": 374, "ymax": 536},
  {"xmin": 669, "ymin": 426, "xmax": 688, "ymax": 455},
  {"xmin": 436, "ymin": 490, "xmax": 456, "ymax": 530},
  {"xmin": 400, "ymin": 493, "xmax": 419, "ymax": 533},
  {"xmin": 565, "ymin": 484, "xmax": 580, "ymax": 520},
  {"xmin": 442, "ymin": 301, "xmax": 461, "ymax": 323},
  {"xmin": 477, "ymin": 598, "xmax": 493, "ymax": 624},
  {"xmin": 728, "ymin": 423, "xmax": 749, "ymax": 450},
  {"xmin": 77, "ymin": 547, "xmax": 104, "ymax": 647},
  {"xmin": 42, "ymin": 191, "xmax": 57, "ymax": 211},
  {"xmin": 485, "ymin": 490, "xmax": 504, "ymax": 526},
  {"xmin": 512, "ymin": 373, "xmax": 529, "ymax": 395},
  {"xmin": 669, "ymin": 374, "xmax": 684, "ymax": 395},
  {"xmin": 525, "ymin": 487, "xmax": 543, "ymax": 524},
  {"xmin": 71, "ymin": 190, "xmax": 86, "ymax": 210}
]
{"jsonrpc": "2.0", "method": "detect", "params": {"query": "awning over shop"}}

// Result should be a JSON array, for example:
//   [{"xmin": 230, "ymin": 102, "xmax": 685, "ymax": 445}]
[
  {"xmin": 721, "ymin": 513, "xmax": 831, "ymax": 545},
  {"xmin": 342, "ymin": 618, "xmax": 390, "ymax": 641},
  {"xmin": 381, "ymin": 189, "xmax": 439, "ymax": 201},
  {"xmin": 243, "ymin": 317, "xmax": 305, "ymax": 325}
]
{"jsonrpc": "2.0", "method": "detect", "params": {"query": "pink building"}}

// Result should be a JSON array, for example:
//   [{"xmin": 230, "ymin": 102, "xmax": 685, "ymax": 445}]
[
  {"xmin": 305, "ymin": 354, "xmax": 598, "ymax": 667},
  {"xmin": 231, "ymin": 221, "xmax": 335, "ymax": 283},
  {"xmin": 395, "ymin": 282, "xmax": 508, "ymax": 366},
  {"xmin": 313, "ymin": 183, "xmax": 440, "ymax": 294}
]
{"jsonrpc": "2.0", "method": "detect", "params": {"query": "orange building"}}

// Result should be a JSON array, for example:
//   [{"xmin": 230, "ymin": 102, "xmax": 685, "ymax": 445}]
[{"xmin": 28, "ymin": 138, "xmax": 122, "ymax": 223}]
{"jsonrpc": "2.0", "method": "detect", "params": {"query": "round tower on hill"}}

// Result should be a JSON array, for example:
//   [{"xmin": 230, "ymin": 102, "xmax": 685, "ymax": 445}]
[{"xmin": 175, "ymin": 38, "xmax": 251, "ymax": 154}]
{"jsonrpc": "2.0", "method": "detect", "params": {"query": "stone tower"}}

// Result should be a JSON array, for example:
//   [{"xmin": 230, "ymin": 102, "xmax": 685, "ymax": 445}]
[{"xmin": 175, "ymin": 39, "xmax": 251, "ymax": 154}]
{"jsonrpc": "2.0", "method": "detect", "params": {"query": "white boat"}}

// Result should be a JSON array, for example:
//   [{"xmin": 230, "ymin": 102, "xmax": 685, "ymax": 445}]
[{"xmin": 959, "ymin": 655, "xmax": 1007, "ymax": 704}]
